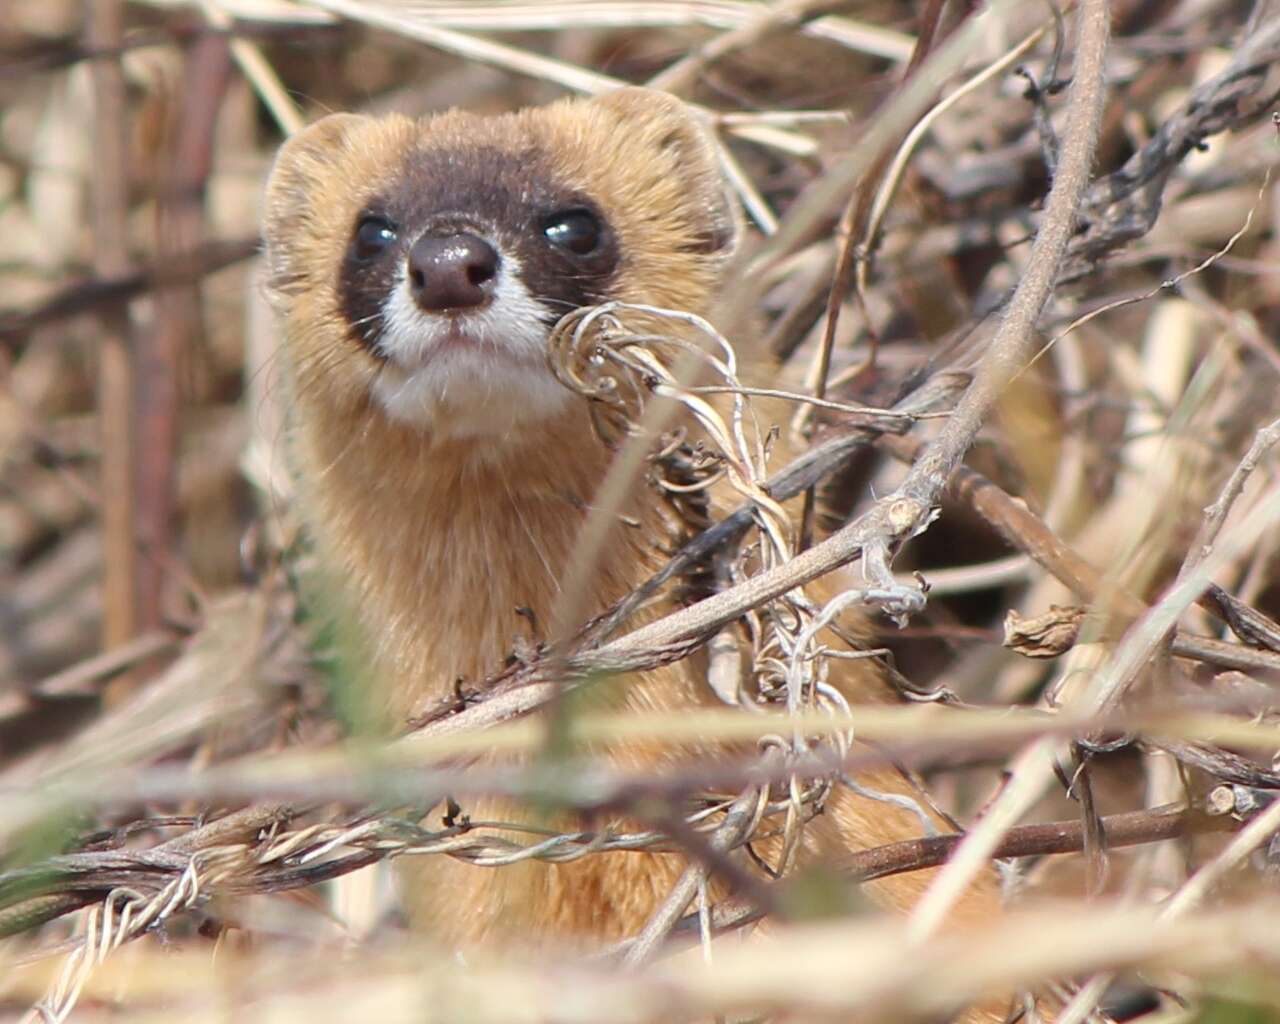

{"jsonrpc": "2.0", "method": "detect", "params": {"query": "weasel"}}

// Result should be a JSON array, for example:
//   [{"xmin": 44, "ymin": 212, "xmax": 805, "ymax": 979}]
[{"xmin": 263, "ymin": 88, "xmax": 1019, "ymax": 1022}]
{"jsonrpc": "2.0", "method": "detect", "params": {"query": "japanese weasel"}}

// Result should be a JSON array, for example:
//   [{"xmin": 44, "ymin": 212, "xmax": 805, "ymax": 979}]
[{"xmin": 263, "ymin": 87, "xmax": 1017, "ymax": 1022}]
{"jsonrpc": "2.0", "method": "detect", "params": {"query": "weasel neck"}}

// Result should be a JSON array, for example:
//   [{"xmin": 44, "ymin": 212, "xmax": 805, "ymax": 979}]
[{"xmin": 294, "ymin": 393, "xmax": 664, "ymax": 717}]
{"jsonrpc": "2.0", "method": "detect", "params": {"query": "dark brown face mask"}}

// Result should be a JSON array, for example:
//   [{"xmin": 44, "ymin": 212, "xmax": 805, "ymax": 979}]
[{"xmin": 337, "ymin": 144, "xmax": 619, "ymax": 359}]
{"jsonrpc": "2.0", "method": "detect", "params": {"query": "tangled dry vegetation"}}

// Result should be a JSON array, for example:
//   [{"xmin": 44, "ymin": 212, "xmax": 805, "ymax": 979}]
[{"xmin": 3, "ymin": 0, "xmax": 1280, "ymax": 1021}]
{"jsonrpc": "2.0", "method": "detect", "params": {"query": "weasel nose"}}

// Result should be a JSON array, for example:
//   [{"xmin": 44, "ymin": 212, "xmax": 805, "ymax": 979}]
[{"xmin": 407, "ymin": 232, "xmax": 499, "ymax": 312}]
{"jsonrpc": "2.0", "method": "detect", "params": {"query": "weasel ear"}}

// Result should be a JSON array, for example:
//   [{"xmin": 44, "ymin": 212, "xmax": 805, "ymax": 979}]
[
  {"xmin": 593, "ymin": 87, "xmax": 741, "ymax": 260},
  {"xmin": 262, "ymin": 114, "xmax": 370, "ymax": 282}
]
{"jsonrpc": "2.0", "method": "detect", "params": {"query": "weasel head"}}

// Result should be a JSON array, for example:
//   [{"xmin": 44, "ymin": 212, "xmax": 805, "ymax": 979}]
[{"xmin": 262, "ymin": 88, "xmax": 739, "ymax": 442}]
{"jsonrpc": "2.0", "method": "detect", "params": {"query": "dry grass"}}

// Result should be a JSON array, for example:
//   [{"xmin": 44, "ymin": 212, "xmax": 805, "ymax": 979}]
[{"xmin": 3, "ymin": 1, "xmax": 1280, "ymax": 1021}]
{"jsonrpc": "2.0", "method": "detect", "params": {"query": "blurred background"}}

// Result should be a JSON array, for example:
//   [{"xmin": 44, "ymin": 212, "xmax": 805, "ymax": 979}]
[{"xmin": 2, "ymin": 1, "xmax": 1280, "ymax": 1021}]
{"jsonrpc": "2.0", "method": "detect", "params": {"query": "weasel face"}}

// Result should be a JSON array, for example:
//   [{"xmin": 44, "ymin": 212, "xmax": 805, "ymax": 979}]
[
  {"xmin": 335, "ymin": 144, "xmax": 622, "ymax": 434},
  {"xmin": 263, "ymin": 89, "xmax": 738, "ymax": 442}
]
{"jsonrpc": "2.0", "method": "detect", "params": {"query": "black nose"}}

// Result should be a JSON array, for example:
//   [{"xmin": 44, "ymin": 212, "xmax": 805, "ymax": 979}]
[{"xmin": 406, "ymin": 232, "xmax": 499, "ymax": 312}]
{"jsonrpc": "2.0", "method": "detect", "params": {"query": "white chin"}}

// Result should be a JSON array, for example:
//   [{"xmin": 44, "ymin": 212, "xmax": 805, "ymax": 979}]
[
  {"xmin": 372, "ymin": 355, "xmax": 571, "ymax": 439},
  {"xmin": 369, "ymin": 263, "xmax": 574, "ymax": 440}
]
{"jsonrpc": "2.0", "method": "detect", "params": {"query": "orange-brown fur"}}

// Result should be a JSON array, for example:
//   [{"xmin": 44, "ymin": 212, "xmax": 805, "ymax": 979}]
[{"xmin": 264, "ymin": 89, "xmax": 1016, "ymax": 1021}]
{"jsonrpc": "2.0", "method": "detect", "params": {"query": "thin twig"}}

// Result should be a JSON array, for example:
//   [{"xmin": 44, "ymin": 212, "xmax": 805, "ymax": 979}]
[
  {"xmin": 620, "ymin": 787, "xmax": 762, "ymax": 967},
  {"xmin": 86, "ymin": 0, "xmax": 138, "ymax": 670},
  {"xmin": 905, "ymin": 0, "xmax": 1112, "ymax": 942}
]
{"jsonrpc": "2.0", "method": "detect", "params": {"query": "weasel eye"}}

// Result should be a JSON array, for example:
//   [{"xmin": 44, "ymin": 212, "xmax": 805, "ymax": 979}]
[
  {"xmin": 543, "ymin": 208, "xmax": 602, "ymax": 256},
  {"xmin": 352, "ymin": 216, "xmax": 398, "ymax": 262}
]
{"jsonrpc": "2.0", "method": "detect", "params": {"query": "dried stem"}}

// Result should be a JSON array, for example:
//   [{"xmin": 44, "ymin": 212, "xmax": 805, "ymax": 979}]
[
  {"xmin": 85, "ymin": 0, "xmax": 138, "ymax": 673},
  {"xmin": 906, "ymin": 0, "xmax": 1112, "ymax": 942}
]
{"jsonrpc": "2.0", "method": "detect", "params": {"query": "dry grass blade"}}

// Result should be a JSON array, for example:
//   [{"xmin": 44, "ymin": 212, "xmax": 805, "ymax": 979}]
[{"xmin": 6, "ymin": 0, "xmax": 1280, "ymax": 1021}]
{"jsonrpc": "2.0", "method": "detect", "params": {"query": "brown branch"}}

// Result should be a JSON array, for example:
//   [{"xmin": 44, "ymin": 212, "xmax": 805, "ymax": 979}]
[
  {"xmin": 410, "ymin": 9, "xmax": 1280, "ymax": 750},
  {"xmin": 872, "ymin": 0, "xmax": 1108, "ymax": 598},
  {"xmin": 0, "ymin": 804, "xmax": 293, "ymax": 938},
  {"xmin": 0, "ymin": 793, "xmax": 1234, "ymax": 943},
  {"xmin": 615, "ymin": 802, "xmax": 1237, "ymax": 955},
  {"xmin": 1062, "ymin": 13, "xmax": 1280, "ymax": 280},
  {"xmin": 848, "ymin": 803, "xmax": 1229, "ymax": 882},
  {"xmin": 878, "ymin": 431, "xmax": 1147, "ymax": 620},
  {"xmin": 797, "ymin": 0, "xmax": 961, "ymax": 552},
  {"xmin": 0, "ymin": 631, "xmax": 178, "ymax": 722},
  {"xmin": 133, "ymin": 31, "xmax": 234, "ymax": 644},
  {"xmin": 525, "ymin": 0, "xmax": 1109, "ymax": 685},
  {"xmin": 0, "ymin": 237, "xmax": 261, "ymax": 349},
  {"xmin": 16, "ymin": 698, "xmax": 1274, "ymax": 856},
  {"xmin": 882, "ymin": 433, "xmax": 1280, "ymax": 675},
  {"xmin": 580, "ymin": 372, "xmax": 968, "ymax": 649},
  {"xmin": 561, "ymin": 0, "xmax": 1107, "ymax": 659},
  {"xmin": 0, "ymin": 893, "xmax": 99, "ymax": 941},
  {"xmin": 1203, "ymin": 584, "xmax": 1280, "ymax": 654},
  {"xmin": 1170, "ymin": 633, "xmax": 1280, "ymax": 676},
  {"xmin": 0, "ymin": 23, "xmax": 339, "ymax": 80},
  {"xmin": 86, "ymin": 0, "xmax": 137, "ymax": 666},
  {"xmin": 729, "ymin": 1, "xmax": 1027, "ymax": 288}
]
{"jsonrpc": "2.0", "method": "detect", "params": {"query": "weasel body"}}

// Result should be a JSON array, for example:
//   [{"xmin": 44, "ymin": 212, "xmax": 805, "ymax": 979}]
[{"xmin": 264, "ymin": 89, "xmax": 1014, "ymax": 1020}]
